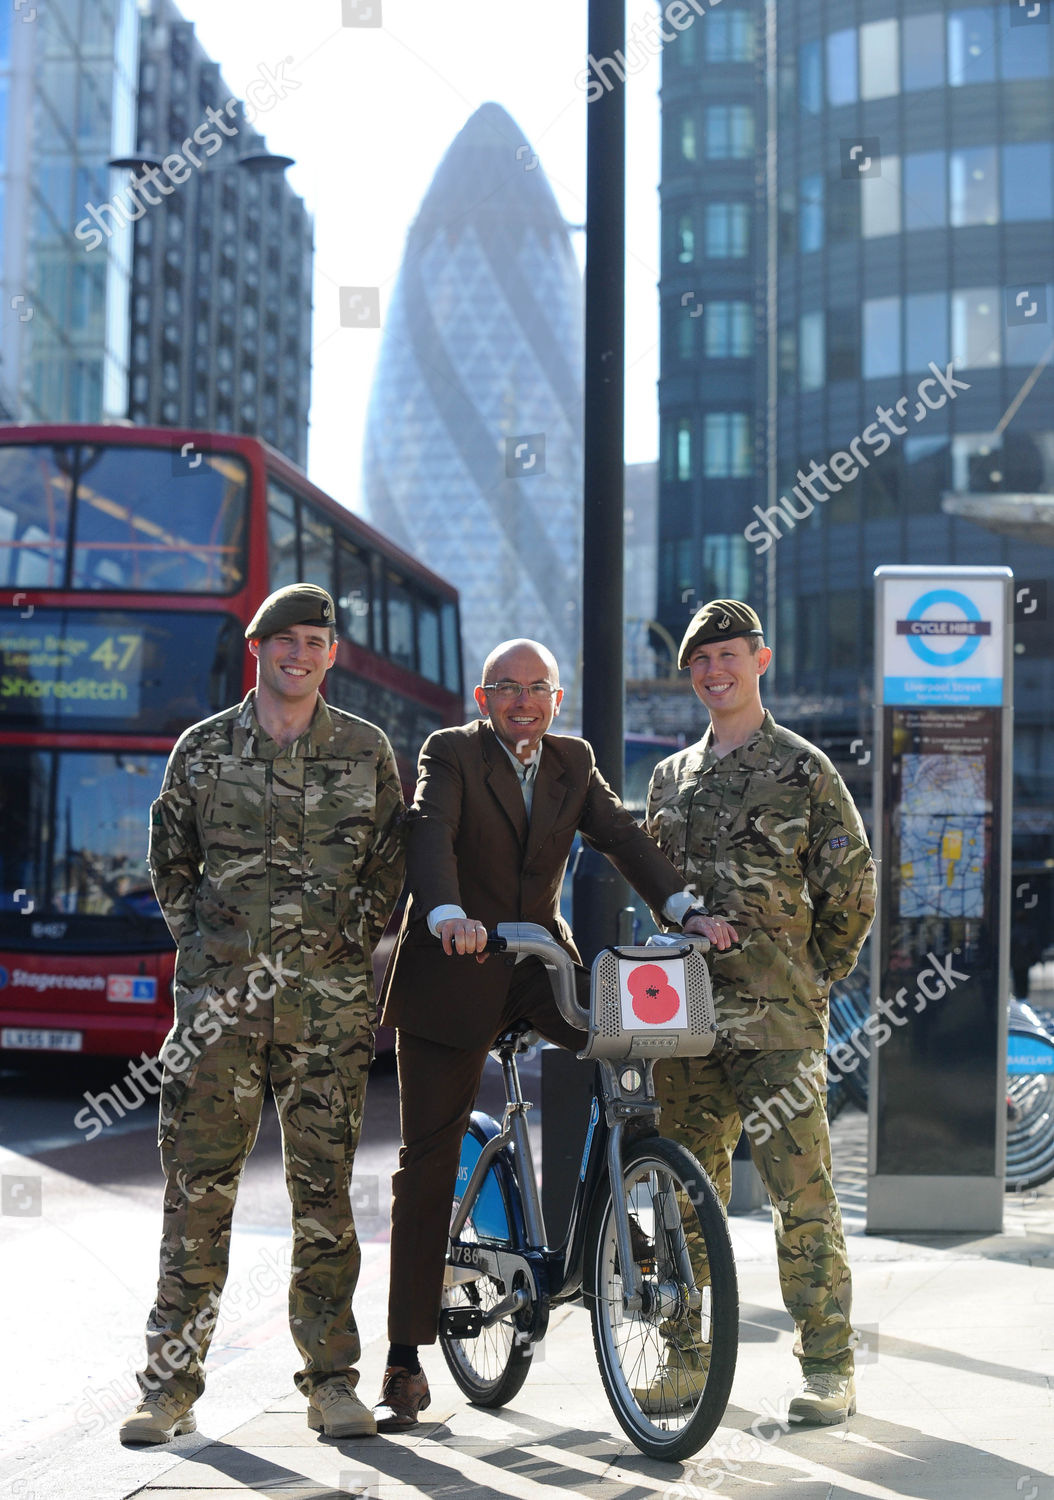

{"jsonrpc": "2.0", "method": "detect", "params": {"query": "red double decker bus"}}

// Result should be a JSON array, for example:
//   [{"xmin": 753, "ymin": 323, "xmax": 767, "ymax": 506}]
[{"xmin": 0, "ymin": 423, "xmax": 463, "ymax": 1059}]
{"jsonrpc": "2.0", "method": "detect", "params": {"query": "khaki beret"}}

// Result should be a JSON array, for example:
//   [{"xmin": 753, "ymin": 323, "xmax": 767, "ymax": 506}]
[
  {"xmin": 244, "ymin": 583, "xmax": 336, "ymax": 641},
  {"xmin": 678, "ymin": 599, "xmax": 763, "ymax": 669}
]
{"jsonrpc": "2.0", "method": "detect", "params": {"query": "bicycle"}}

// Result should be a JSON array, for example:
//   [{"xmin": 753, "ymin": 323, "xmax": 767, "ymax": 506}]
[{"xmin": 438, "ymin": 922, "xmax": 739, "ymax": 1462}]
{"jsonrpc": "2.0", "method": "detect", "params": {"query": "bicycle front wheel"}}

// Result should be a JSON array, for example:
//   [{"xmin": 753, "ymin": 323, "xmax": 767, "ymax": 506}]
[{"xmin": 584, "ymin": 1136, "xmax": 738, "ymax": 1462}]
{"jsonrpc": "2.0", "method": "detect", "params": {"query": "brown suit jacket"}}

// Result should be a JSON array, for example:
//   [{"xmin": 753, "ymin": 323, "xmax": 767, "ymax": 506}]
[{"xmin": 380, "ymin": 719, "xmax": 687, "ymax": 1049}]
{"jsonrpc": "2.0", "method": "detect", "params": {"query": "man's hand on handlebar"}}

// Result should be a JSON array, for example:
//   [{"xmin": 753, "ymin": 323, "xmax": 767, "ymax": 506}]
[
  {"xmin": 683, "ymin": 912, "xmax": 739, "ymax": 951},
  {"xmin": 436, "ymin": 916, "xmax": 491, "ymax": 963}
]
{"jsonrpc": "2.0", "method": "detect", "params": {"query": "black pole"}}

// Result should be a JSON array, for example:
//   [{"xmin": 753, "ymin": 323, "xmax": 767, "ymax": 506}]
[{"xmin": 573, "ymin": 0, "xmax": 629, "ymax": 962}]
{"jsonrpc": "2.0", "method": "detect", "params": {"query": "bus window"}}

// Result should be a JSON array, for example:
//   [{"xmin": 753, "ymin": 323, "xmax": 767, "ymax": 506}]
[
  {"xmin": 267, "ymin": 480, "xmax": 299, "ymax": 589},
  {"xmin": 386, "ymin": 570, "xmax": 414, "ymax": 671},
  {"xmin": 70, "ymin": 446, "xmax": 247, "ymax": 592},
  {"xmin": 337, "ymin": 538, "xmax": 372, "ymax": 648},
  {"xmin": 417, "ymin": 596, "xmax": 441, "ymax": 683},
  {"xmin": 441, "ymin": 599, "xmax": 462, "ymax": 694},
  {"xmin": 300, "ymin": 503, "xmax": 334, "ymax": 596},
  {"xmin": 0, "ymin": 444, "xmax": 72, "ymax": 587}
]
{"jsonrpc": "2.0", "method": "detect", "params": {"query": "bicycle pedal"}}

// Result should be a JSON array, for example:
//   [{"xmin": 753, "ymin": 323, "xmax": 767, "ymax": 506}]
[{"xmin": 440, "ymin": 1307, "xmax": 484, "ymax": 1339}]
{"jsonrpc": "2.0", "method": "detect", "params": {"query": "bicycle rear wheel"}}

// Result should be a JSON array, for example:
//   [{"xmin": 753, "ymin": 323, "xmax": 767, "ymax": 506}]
[
  {"xmin": 584, "ymin": 1135, "xmax": 738, "ymax": 1462},
  {"xmin": 439, "ymin": 1117, "xmax": 534, "ymax": 1407}
]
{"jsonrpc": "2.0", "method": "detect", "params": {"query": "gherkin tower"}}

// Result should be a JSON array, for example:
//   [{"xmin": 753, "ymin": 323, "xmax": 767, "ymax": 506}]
[{"xmin": 363, "ymin": 103, "xmax": 584, "ymax": 717}]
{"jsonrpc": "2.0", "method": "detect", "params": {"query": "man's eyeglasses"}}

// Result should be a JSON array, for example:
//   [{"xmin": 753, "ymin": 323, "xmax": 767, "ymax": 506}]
[{"xmin": 481, "ymin": 680, "xmax": 558, "ymax": 701}]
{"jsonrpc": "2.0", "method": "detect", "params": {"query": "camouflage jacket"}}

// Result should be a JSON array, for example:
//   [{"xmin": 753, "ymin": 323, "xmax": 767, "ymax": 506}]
[
  {"xmin": 148, "ymin": 691, "xmax": 405, "ymax": 1047},
  {"xmin": 646, "ymin": 711, "xmax": 876, "ymax": 1050}
]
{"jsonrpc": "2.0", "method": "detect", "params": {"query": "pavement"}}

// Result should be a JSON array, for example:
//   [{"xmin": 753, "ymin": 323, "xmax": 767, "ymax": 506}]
[{"xmin": 9, "ymin": 1109, "xmax": 1054, "ymax": 1500}]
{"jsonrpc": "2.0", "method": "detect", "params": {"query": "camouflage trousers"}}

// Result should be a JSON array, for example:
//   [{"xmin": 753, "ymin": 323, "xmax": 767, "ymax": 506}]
[
  {"xmin": 654, "ymin": 1040, "xmax": 854, "ymax": 1375},
  {"xmin": 137, "ymin": 1029, "xmax": 371, "ymax": 1404}
]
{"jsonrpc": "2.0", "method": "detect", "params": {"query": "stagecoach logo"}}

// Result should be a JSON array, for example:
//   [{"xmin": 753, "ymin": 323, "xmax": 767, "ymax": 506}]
[{"xmin": 896, "ymin": 589, "xmax": 991, "ymax": 667}]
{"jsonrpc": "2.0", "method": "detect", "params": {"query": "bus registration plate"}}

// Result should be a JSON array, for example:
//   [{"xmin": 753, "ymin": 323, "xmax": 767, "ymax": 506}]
[{"xmin": 1, "ymin": 1028, "xmax": 83, "ymax": 1052}]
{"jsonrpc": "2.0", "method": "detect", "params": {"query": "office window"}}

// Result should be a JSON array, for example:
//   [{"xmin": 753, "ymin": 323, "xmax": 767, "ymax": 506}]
[
  {"xmin": 860, "ymin": 18, "xmax": 899, "ymax": 99},
  {"xmin": 799, "ymin": 311, "xmax": 825, "ymax": 391},
  {"xmin": 951, "ymin": 432, "xmax": 1002, "ymax": 492},
  {"xmin": 676, "ymin": 307, "xmax": 697, "ymax": 361},
  {"xmin": 905, "ymin": 291, "xmax": 949, "ymax": 373},
  {"xmin": 702, "ymin": 533, "xmax": 751, "ymax": 601},
  {"xmin": 949, "ymin": 9, "xmax": 995, "ymax": 86},
  {"xmin": 1006, "ymin": 284, "xmax": 1054, "ymax": 364},
  {"xmin": 778, "ymin": 326, "xmax": 797, "ymax": 392},
  {"xmin": 1003, "ymin": 143, "xmax": 1053, "ymax": 222},
  {"xmin": 663, "ymin": 417, "xmax": 694, "ymax": 481},
  {"xmin": 1001, "ymin": 14, "xmax": 1051, "ymax": 78},
  {"xmin": 863, "ymin": 296, "xmax": 901, "ymax": 378},
  {"xmin": 676, "ymin": 211, "xmax": 695, "ymax": 263},
  {"xmin": 703, "ymin": 413, "xmax": 752, "ymax": 476},
  {"xmin": 705, "ymin": 201, "xmax": 750, "ymax": 258},
  {"xmin": 828, "ymin": 174, "xmax": 861, "ymax": 241},
  {"xmin": 827, "ymin": 28, "xmax": 858, "ymax": 105},
  {"xmin": 827, "ymin": 311, "xmax": 860, "ymax": 381},
  {"xmin": 904, "ymin": 151, "xmax": 947, "ymax": 230},
  {"xmin": 800, "ymin": 174, "xmax": 824, "ymax": 252},
  {"xmin": 681, "ymin": 114, "xmax": 697, "ymax": 162},
  {"xmin": 669, "ymin": 21, "xmax": 696, "ymax": 67},
  {"xmin": 705, "ymin": 301, "xmax": 753, "ymax": 357},
  {"xmin": 677, "ymin": 419, "xmax": 693, "ymax": 480},
  {"xmin": 705, "ymin": 105, "xmax": 754, "ymax": 159},
  {"xmin": 706, "ymin": 10, "xmax": 754, "ymax": 62},
  {"xmin": 799, "ymin": 40, "xmax": 822, "ymax": 114},
  {"xmin": 903, "ymin": 12, "xmax": 945, "ymax": 89},
  {"xmin": 861, "ymin": 154, "xmax": 901, "ymax": 238},
  {"xmin": 951, "ymin": 288, "xmax": 1000, "ymax": 368},
  {"xmin": 950, "ymin": 146, "xmax": 998, "ymax": 227}
]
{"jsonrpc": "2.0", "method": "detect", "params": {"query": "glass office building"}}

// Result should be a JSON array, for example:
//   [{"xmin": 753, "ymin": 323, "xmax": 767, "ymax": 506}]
[
  {"xmin": 657, "ymin": 2, "xmax": 1054, "ymax": 973},
  {"xmin": 0, "ymin": 0, "xmax": 138, "ymax": 421},
  {"xmin": 363, "ymin": 102, "xmax": 584, "ymax": 716}
]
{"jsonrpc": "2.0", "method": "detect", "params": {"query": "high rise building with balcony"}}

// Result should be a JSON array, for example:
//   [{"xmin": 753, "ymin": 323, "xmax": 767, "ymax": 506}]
[
  {"xmin": 362, "ymin": 102, "xmax": 584, "ymax": 716},
  {"xmin": 126, "ymin": 0, "xmax": 312, "ymax": 464},
  {"xmin": 656, "ymin": 0, "xmax": 1054, "ymax": 973}
]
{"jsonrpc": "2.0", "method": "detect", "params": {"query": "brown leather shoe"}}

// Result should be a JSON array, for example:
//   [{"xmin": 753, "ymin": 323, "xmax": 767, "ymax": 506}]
[{"xmin": 373, "ymin": 1365, "xmax": 431, "ymax": 1432}]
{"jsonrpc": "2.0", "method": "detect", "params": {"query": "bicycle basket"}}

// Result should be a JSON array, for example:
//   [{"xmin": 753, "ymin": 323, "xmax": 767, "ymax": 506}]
[{"xmin": 579, "ymin": 942, "xmax": 717, "ymax": 1061}]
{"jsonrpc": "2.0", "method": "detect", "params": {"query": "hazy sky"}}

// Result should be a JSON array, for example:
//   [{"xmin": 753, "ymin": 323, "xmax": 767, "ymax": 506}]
[{"xmin": 171, "ymin": 0, "xmax": 663, "ymax": 512}]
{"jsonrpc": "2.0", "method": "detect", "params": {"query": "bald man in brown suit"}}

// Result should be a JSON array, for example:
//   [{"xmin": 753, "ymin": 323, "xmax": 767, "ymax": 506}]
[{"xmin": 371, "ymin": 639, "xmax": 733, "ymax": 1431}]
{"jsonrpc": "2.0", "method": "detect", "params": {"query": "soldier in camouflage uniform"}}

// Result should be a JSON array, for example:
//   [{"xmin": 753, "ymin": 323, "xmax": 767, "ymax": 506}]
[
  {"xmin": 644, "ymin": 599, "xmax": 876, "ymax": 1425},
  {"xmin": 120, "ymin": 584, "xmax": 405, "ymax": 1447}
]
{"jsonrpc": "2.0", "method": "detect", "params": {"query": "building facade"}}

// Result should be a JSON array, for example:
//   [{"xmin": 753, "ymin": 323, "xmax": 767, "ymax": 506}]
[
  {"xmin": 126, "ymin": 0, "xmax": 312, "ymax": 465},
  {"xmin": 0, "ymin": 0, "xmax": 139, "ymax": 423},
  {"xmin": 657, "ymin": 1, "xmax": 1054, "ymax": 961},
  {"xmin": 362, "ymin": 102, "xmax": 584, "ymax": 716},
  {"xmin": 0, "ymin": 0, "xmax": 311, "ymax": 465}
]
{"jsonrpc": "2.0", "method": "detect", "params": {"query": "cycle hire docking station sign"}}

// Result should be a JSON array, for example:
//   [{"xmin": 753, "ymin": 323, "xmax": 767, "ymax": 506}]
[{"xmin": 868, "ymin": 566, "xmax": 1013, "ymax": 1233}]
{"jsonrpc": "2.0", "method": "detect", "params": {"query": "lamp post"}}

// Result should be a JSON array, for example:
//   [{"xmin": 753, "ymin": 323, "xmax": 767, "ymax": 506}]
[{"xmin": 571, "ymin": 0, "xmax": 629, "ymax": 962}]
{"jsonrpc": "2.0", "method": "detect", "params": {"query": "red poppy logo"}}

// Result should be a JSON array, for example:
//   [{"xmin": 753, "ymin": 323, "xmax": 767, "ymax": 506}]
[{"xmin": 627, "ymin": 963, "xmax": 680, "ymax": 1025}]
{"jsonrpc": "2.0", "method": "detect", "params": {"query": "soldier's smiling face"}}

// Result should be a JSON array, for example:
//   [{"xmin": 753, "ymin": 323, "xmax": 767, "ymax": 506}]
[
  {"xmin": 250, "ymin": 624, "xmax": 337, "ymax": 705},
  {"xmin": 688, "ymin": 636, "xmax": 771, "ymax": 719}
]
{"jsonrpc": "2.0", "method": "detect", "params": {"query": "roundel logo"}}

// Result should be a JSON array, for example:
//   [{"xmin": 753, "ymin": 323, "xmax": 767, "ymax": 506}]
[
  {"xmin": 905, "ymin": 589, "xmax": 984, "ymax": 667},
  {"xmin": 0, "ymin": 967, "xmax": 8, "ymax": 989}
]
